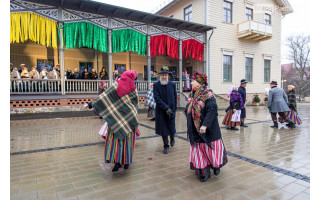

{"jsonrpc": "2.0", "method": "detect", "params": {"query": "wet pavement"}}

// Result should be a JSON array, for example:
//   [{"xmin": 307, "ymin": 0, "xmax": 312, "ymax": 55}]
[{"xmin": 10, "ymin": 104, "xmax": 310, "ymax": 200}]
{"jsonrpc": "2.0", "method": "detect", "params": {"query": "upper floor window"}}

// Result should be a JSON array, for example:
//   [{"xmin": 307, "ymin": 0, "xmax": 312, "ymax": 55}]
[
  {"xmin": 223, "ymin": 1, "xmax": 232, "ymax": 23},
  {"xmin": 265, "ymin": 14, "xmax": 271, "ymax": 25},
  {"xmin": 246, "ymin": 8, "xmax": 253, "ymax": 20},
  {"xmin": 184, "ymin": 5, "xmax": 192, "ymax": 22}
]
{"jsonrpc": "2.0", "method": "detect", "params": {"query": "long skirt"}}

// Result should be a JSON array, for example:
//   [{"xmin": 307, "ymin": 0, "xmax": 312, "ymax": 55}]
[
  {"xmin": 278, "ymin": 108, "xmax": 302, "ymax": 125},
  {"xmin": 222, "ymin": 110, "xmax": 241, "ymax": 127},
  {"xmin": 104, "ymin": 127, "xmax": 137, "ymax": 165},
  {"xmin": 190, "ymin": 139, "xmax": 228, "ymax": 177}
]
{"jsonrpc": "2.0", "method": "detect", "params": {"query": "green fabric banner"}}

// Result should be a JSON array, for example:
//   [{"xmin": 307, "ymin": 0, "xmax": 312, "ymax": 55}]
[
  {"xmin": 63, "ymin": 22, "xmax": 108, "ymax": 53},
  {"xmin": 112, "ymin": 29, "xmax": 147, "ymax": 56}
]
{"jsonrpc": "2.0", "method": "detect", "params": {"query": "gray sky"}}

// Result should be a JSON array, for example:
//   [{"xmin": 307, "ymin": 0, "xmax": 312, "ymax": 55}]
[{"xmin": 94, "ymin": 0, "xmax": 310, "ymax": 64}]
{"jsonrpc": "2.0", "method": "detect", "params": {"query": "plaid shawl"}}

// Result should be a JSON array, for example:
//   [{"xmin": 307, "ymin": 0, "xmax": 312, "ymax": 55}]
[
  {"xmin": 146, "ymin": 88, "xmax": 156, "ymax": 109},
  {"xmin": 187, "ymin": 87, "xmax": 214, "ymax": 132},
  {"xmin": 287, "ymin": 90, "xmax": 297, "ymax": 111},
  {"xmin": 92, "ymin": 82, "xmax": 139, "ymax": 140}
]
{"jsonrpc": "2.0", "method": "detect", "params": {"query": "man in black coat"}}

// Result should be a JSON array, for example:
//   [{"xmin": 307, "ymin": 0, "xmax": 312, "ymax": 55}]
[
  {"xmin": 153, "ymin": 66, "xmax": 177, "ymax": 154},
  {"xmin": 238, "ymin": 79, "xmax": 248, "ymax": 127}
]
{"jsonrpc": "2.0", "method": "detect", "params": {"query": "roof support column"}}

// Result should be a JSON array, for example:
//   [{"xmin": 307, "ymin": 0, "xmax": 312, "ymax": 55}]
[
  {"xmin": 147, "ymin": 24, "xmax": 151, "ymax": 90},
  {"xmin": 203, "ymin": 32, "xmax": 207, "ymax": 74},
  {"xmin": 58, "ymin": 7, "xmax": 65, "ymax": 95},
  {"xmin": 179, "ymin": 30, "xmax": 183, "ymax": 93},
  {"xmin": 108, "ymin": 17, "xmax": 113, "ymax": 84}
]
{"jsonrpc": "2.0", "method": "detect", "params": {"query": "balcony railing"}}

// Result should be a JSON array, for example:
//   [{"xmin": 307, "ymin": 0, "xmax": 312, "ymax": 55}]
[
  {"xmin": 10, "ymin": 79, "xmax": 181, "ymax": 94},
  {"xmin": 237, "ymin": 20, "xmax": 272, "ymax": 41}
]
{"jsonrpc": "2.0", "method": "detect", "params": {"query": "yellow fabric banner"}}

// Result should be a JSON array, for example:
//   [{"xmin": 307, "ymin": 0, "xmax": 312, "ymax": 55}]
[{"xmin": 10, "ymin": 12, "xmax": 58, "ymax": 48}]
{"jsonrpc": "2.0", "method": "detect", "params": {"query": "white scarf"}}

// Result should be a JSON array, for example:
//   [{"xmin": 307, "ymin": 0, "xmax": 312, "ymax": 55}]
[{"xmin": 42, "ymin": 71, "xmax": 48, "ymax": 79}]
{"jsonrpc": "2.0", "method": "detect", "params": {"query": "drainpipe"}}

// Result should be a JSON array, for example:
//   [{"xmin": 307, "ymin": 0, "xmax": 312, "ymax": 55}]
[
  {"xmin": 207, "ymin": 28, "xmax": 215, "ymax": 88},
  {"xmin": 204, "ymin": 0, "xmax": 207, "ymax": 25}
]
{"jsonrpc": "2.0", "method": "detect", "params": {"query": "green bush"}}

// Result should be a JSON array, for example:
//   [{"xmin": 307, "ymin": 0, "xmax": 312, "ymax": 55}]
[
  {"xmin": 264, "ymin": 96, "xmax": 268, "ymax": 101},
  {"xmin": 252, "ymin": 94, "xmax": 261, "ymax": 103}
]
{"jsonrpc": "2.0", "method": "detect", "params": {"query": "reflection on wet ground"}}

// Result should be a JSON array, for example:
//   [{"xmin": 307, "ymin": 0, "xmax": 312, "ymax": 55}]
[{"xmin": 10, "ymin": 104, "xmax": 310, "ymax": 200}]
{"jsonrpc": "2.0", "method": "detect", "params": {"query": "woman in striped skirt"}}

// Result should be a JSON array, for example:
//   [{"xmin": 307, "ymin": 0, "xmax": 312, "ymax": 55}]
[
  {"xmin": 278, "ymin": 85, "xmax": 302, "ymax": 127},
  {"xmin": 185, "ymin": 72, "xmax": 228, "ymax": 182},
  {"xmin": 84, "ymin": 70, "xmax": 140, "ymax": 172},
  {"xmin": 222, "ymin": 85, "xmax": 244, "ymax": 130}
]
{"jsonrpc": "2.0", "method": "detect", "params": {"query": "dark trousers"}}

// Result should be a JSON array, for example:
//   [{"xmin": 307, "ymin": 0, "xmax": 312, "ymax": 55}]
[
  {"xmin": 271, "ymin": 112, "xmax": 288, "ymax": 122},
  {"xmin": 162, "ymin": 134, "xmax": 175, "ymax": 148}
]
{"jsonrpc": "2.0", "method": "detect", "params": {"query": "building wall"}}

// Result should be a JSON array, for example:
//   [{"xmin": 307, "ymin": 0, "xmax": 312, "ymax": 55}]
[{"xmin": 159, "ymin": 0, "xmax": 284, "ymax": 95}]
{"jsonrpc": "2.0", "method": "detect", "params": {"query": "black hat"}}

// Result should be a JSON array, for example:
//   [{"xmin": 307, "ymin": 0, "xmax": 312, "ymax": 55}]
[
  {"xmin": 240, "ymin": 79, "xmax": 248, "ymax": 84},
  {"xmin": 270, "ymin": 81, "xmax": 278, "ymax": 85},
  {"xmin": 159, "ymin": 66, "xmax": 170, "ymax": 74}
]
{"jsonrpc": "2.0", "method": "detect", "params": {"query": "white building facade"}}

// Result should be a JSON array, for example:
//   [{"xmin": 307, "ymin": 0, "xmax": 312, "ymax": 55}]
[{"xmin": 156, "ymin": 0, "xmax": 293, "ymax": 96}]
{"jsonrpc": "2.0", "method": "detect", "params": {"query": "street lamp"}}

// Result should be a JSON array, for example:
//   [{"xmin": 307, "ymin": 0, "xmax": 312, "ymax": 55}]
[{"xmin": 281, "ymin": 78, "xmax": 287, "ymax": 89}]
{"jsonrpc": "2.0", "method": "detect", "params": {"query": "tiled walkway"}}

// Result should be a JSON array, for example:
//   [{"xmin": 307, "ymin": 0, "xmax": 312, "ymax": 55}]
[{"xmin": 10, "ymin": 104, "xmax": 310, "ymax": 200}]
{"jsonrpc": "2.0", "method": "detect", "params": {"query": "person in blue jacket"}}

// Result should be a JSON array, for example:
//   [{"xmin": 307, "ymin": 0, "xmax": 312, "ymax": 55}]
[
  {"xmin": 153, "ymin": 66, "xmax": 177, "ymax": 154},
  {"xmin": 238, "ymin": 79, "xmax": 248, "ymax": 127}
]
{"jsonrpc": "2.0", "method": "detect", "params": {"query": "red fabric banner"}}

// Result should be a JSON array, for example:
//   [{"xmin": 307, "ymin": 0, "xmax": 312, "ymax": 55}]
[
  {"xmin": 150, "ymin": 35, "xmax": 179, "ymax": 59},
  {"xmin": 182, "ymin": 39, "xmax": 204, "ymax": 61}
]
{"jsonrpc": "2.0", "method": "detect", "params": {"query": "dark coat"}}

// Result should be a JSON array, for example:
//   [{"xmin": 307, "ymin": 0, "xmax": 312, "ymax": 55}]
[
  {"xmin": 153, "ymin": 81, "xmax": 177, "ymax": 136},
  {"xmin": 238, "ymin": 86, "xmax": 246, "ymax": 118},
  {"xmin": 185, "ymin": 96, "xmax": 222, "ymax": 144}
]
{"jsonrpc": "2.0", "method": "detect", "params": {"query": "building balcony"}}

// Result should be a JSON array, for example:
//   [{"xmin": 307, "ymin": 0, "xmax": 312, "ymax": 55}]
[{"xmin": 237, "ymin": 21, "xmax": 272, "ymax": 42}]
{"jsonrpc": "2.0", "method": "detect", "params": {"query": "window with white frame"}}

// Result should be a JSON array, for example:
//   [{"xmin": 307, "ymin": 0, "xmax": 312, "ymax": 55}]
[
  {"xmin": 265, "ymin": 14, "xmax": 271, "ymax": 25},
  {"xmin": 223, "ymin": 55, "xmax": 232, "ymax": 82},
  {"xmin": 245, "ymin": 57, "xmax": 253, "ymax": 82},
  {"xmin": 223, "ymin": 1, "xmax": 232, "ymax": 23},
  {"xmin": 246, "ymin": 7, "xmax": 253, "ymax": 20},
  {"xmin": 264, "ymin": 59, "xmax": 271, "ymax": 82},
  {"xmin": 184, "ymin": 5, "xmax": 192, "ymax": 22}
]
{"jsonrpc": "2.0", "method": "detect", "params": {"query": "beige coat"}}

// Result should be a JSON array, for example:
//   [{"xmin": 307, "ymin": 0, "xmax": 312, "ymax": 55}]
[
  {"xmin": 48, "ymin": 70, "xmax": 60, "ymax": 79},
  {"xmin": 29, "ymin": 70, "xmax": 40, "ymax": 79}
]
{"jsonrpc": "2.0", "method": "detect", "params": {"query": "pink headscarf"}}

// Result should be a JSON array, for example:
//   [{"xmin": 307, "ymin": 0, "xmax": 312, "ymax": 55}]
[
  {"xmin": 116, "ymin": 70, "xmax": 137, "ymax": 98},
  {"xmin": 227, "ymin": 85, "xmax": 237, "ymax": 98}
]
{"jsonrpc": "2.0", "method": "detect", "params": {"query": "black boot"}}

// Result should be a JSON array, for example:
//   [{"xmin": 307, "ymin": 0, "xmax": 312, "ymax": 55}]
[
  {"xmin": 240, "ymin": 121, "xmax": 248, "ymax": 127},
  {"xmin": 163, "ymin": 146, "xmax": 169, "ymax": 154},
  {"xmin": 170, "ymin": 138, "xmax": 175, "ymax": 147},
  {"xmin": 287, "ymin": 119, "xmax": 295, "ymax": 129},
  {"xmin": 124, "ymin": 164, "xmax": 130, "ymax": 169},
  {"xmin": 270, "ymin": 121, "xmax": 278, "ymax": 128},
  {"xmin": 231, "ymin": 127, "xmax": 239, "ymax": 130},
  {"xmin": 213, "ymin": 168, "xmax": 220, "ymax": 175},
  {"xmin": 200, "ymin": 171, "xmax": 211, "ymax": 182},
  {"xmin": 112, "ymin": 163, "xmax": 122, "ymax": 172}
]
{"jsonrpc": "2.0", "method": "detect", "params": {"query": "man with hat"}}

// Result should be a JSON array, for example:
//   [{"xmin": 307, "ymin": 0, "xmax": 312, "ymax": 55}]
[
  {"xmin": 238, "ymin": 79, "xmax": 248, "ymax": 127},
  {"xmin": 268, "ymin": 81, "xmax": 295, "ymax": 128},
  {"xmin": 153, "ymin": 66, "xmax": 177, "ymax": 154},
  {"xmin": 18, "ymin": 64, "xmax": 26, "ymax": 74}
]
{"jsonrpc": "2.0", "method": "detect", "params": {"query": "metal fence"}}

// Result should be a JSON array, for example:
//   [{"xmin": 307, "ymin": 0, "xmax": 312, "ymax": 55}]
[{"xmin": 10, "ymin": 79, "xmax": 181, "ymax": 94}]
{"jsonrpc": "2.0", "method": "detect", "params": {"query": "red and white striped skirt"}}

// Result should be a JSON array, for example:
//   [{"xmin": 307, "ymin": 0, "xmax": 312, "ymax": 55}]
[{"xmin": 189, "ymin": 139, "xmax": 228, "ymax": 171}]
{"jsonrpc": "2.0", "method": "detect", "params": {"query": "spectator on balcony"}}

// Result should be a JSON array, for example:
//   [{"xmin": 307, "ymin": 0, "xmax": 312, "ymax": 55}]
[
  {"xmin": 10, "ymin": 63, "xmax": 13, "ymax": 77},
  {"xmin": 84, "ymin": 70, "xmax": 140, "ymax": 172},
  {"xmin": 65, "ymin": 68, "xmax": 72, "ymax": 79},
  {"xmin": 100, "ymin": 67, "xmax": 108, "ymax": 80},
  {"xmin": 91, "ymin": 69, "xmax": 98, "ymax": 80},
  {"xmin": 55, "ymin": 64, "xmax": 61, "ymax": 77},
  {"xmin": 39, "ymin": 67, "xmax": 48, "ymax": 79},
  {"xmin": 185, "ymin": 72, "xmax": 228, "ymax": 182},
  {"xmin": 11, "ymin": 67, "xmax": 21, "ymax": 79},
  {"xmin": 153, "ymin": 66, "xmax": 177, "ymax": 154},
  {"xmin": 48, "ymin": 67, "xmax": 60, "ymax": 79},
  {"xmin": 20, "ymin": 66, "xmax": 29, "ymax": 79},
  {"xmin": 18, "ymin": 64, "xmax": 25, "ymax": 74},
  {"xmin": 29, "ymin": 67, "xmax": 40, "ymax": 79},
  {"xmin": 114, "ymin": 70, "xmax": 119, "ymax": 80},
  {"xmin": 71, "ymin": 68, "xmax": 81, "ymax": 79},
  {"xmin": 82, "ymin": 68, "xmax": 91, "ymax": 79}
]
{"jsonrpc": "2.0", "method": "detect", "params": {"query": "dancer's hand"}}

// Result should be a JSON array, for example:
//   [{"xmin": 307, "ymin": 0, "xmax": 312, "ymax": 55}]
[
  {"xmin": 233, "ymin": 109, "xmax": 236, "ymax": 113},
  {"xmin": 166, "ymin": 108, "xmax": 172, "ymax": 116},
  {"xmin": 200, "ymin": 126, "xmax": 207, "ymax": 134},
  {"xmin": 83, "ymin": 103, "xmax": 89, "ymax": 109}
]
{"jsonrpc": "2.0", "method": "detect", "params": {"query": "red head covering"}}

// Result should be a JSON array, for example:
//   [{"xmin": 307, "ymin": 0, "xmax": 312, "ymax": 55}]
[
  {"xmin": 116, "ymin": 70, "xmax": 137, "ymax": 98},
  {"xmin": 192, "ymin": 72, "xmax": 208, "ymax": 86}
]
